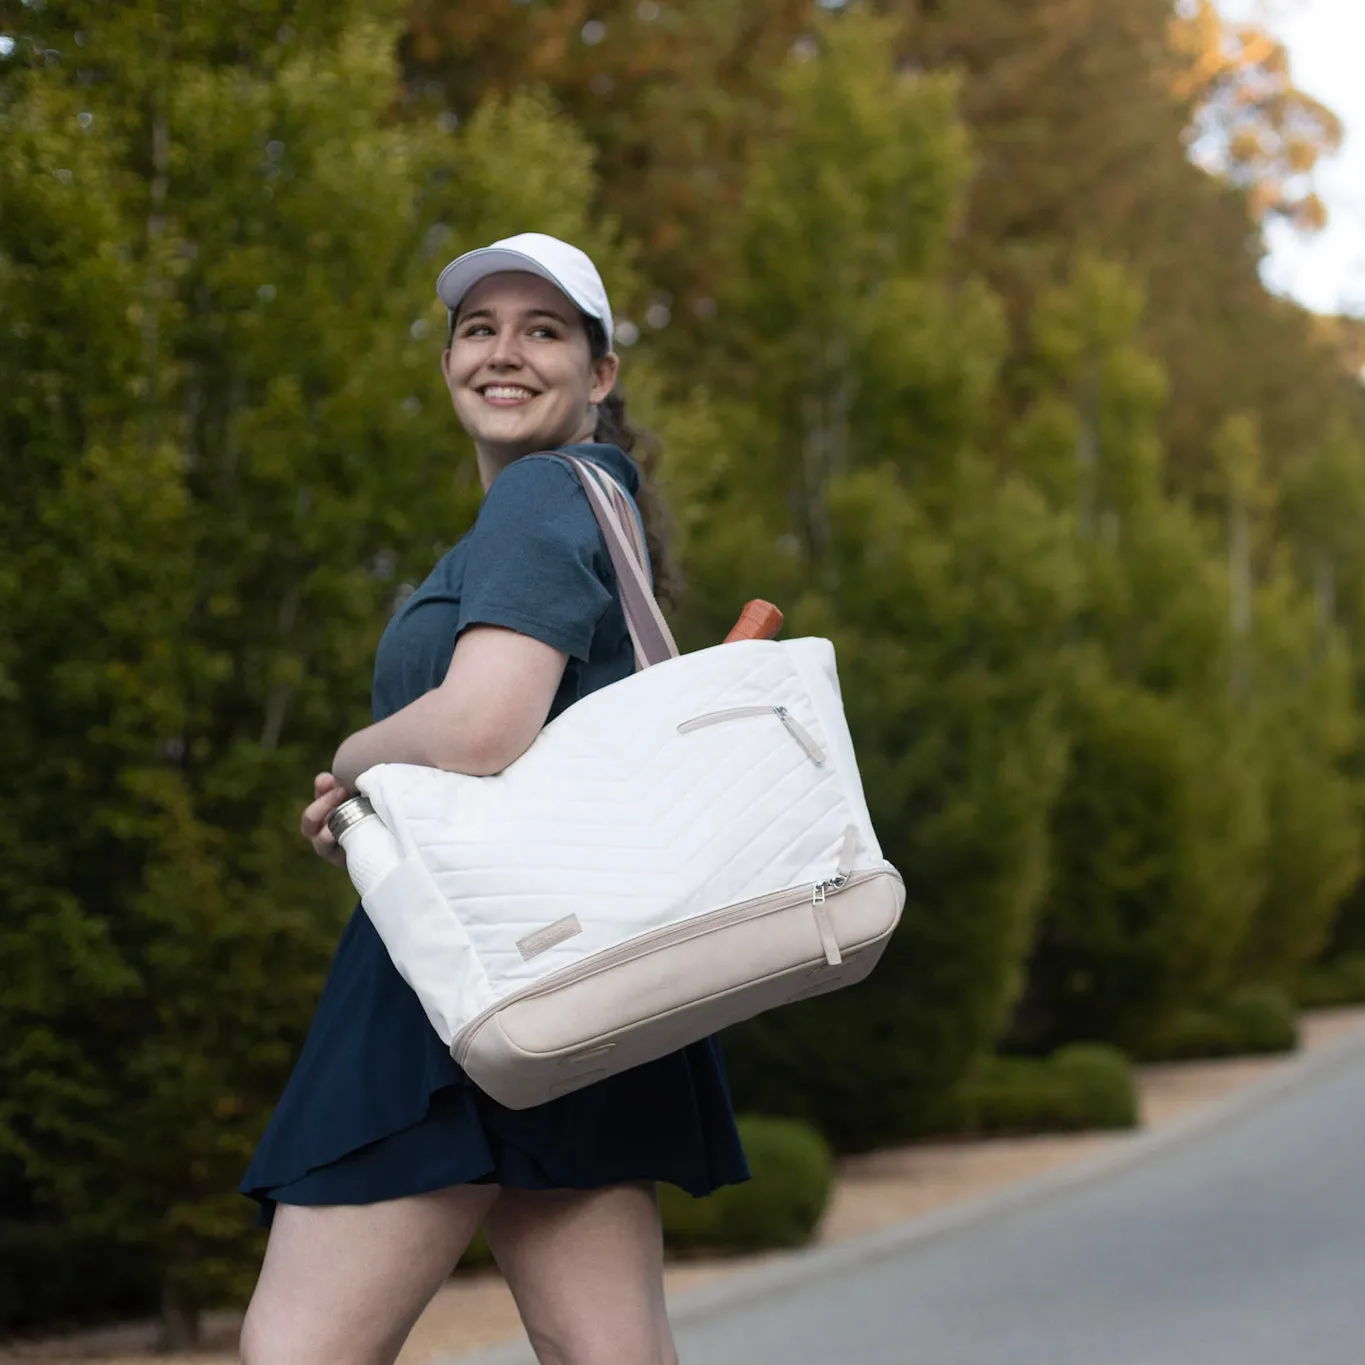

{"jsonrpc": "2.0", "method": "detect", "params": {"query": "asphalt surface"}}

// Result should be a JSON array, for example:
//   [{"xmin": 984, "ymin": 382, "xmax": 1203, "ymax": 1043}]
[{"xmin": 672, "ymin": 1031, "xmax": 1365, "ymax": 1365}]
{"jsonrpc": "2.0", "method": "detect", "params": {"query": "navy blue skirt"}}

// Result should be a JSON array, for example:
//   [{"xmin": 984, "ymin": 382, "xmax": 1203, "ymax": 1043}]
[{"xmin": 241, "ymin": 907, "xmax": 749, "ymax": 1220}]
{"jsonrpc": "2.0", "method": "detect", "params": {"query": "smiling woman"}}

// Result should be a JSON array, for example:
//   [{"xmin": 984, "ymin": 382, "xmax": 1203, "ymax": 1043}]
[
  {"xmin": 237, "ymin": 234, "xmax": 746, "ymax": 1365},
  {"xmin": 444, "ymin": 270, "xmax": 619, "ymax": 486}
]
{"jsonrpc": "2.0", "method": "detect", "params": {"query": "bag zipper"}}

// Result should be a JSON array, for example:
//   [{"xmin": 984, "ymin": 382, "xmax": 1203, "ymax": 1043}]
[
  {"xmin": 676, "ymin": 704, "xmax": 826, "ymax": 764},
  {"xmin": 453, "ymin": 857, "xmax": 870, "ymax": 1058},
  {"xmin": 811, "ymin": 826, "xmax": 858, "ymax": 965}
]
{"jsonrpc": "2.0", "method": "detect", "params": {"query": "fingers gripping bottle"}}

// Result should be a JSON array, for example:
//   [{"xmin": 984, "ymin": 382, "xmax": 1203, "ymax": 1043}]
[{"xmin": 327, "ymin": 796, "xmax": 402, "ymax": 895}]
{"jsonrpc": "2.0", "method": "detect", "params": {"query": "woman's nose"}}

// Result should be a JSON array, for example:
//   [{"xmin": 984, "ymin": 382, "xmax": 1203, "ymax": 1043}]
[{"xmin": 488, "ymin": 328, "xmax": 524, "ymax": 368}]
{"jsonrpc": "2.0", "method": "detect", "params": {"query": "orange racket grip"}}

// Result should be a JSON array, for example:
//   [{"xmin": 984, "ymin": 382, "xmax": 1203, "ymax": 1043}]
[{"xmin": 723, "ymin": 600, "xmax": 784, "ymax": 643}]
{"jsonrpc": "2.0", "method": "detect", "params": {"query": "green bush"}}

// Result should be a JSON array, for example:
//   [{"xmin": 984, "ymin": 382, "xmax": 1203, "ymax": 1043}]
[
  {"xmin": 455, "ymin": 1116, "xmax": 836, "ymax": 1269},
  {"xmin": 1145, "ymin": 984, "xmax": 1300, "ymax": 1060},
  {"xmin": 1326, "ymin": 883, "xmax": 1365, "ymax": 961},
  {"xmin": 722, "ymin": 471, "xmax": 1075, "ymax": 1153},
  {"xmin": 658, "ymin": 1116, "xmax": 834, "ymax": 1253},
  {"xmin": 1235, "ymin": 577, "xmax": 1361, "ymax": 987},
  {"xmin": 1295, "ymin": 954, "xmax": 1365, "ymax": 1009},
  {"xmin": 0, "ymin": 1222, "xmax": 159, "ymax": 1336},
  {"xmin": 951, "ymin": 1043, "xmax": 1138, "ymax": 1135},
  {"xmin": 1053, "ymin": 1044, "xmax": 1142, "ymax": 1127},
  {"xmin": 456, "ymin": 1224, "xmax": 495, "ymax": 1272},
  {"xmin": 1008, "ymin": 666, "xmax": 1264, "ymax": 1057},
  {"xmin": 1223, "ymin": 985, "xmax": 1301, "ymax": 1053}
]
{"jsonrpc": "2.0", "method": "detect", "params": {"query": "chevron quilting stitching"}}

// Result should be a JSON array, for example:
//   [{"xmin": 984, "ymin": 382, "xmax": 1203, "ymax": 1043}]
[{"xmin": 360, "ymin": 637, "xmax": 876, "ymax": 1012}]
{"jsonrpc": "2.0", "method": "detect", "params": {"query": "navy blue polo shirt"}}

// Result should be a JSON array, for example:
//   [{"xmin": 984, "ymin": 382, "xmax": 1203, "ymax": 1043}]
[{"xmin": 241, "ymin": 444, "xmax": 748, "ymax": 1214}]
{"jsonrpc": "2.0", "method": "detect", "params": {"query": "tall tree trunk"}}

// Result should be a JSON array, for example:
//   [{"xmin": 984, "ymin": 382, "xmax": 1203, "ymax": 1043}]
[
  {"xmin": 1075, "ymin": 353, "xmax": 1100, "ymax": 537},
  {"xmin": 1314, "ymin": 550, "xmax": 1336, "ymax": 661},
  {"xmin": 260, "ymin": 578, "xmax": 304, "ymax": 751},
  {"xmin": 1228, "ymin": 489, "xmax": 1252, "ymax": 696},
  {"xmin": 157, "ymin": 1279, "xmax": 200, "ymax": 1353},
  {"xmin": 142, "ymin": 109, "xmax": 169, "ymax": 453}
]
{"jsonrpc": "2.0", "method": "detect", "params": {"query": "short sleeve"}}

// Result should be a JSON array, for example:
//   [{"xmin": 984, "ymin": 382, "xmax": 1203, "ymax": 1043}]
[{"xmin": 455, "ymin": 456, "xmax": 614, "ymax": 661}]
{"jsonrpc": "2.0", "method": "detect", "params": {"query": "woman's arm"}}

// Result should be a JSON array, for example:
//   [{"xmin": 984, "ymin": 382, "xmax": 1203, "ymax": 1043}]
[{"xmin": 331, "ymin": 625, "xmax": 569, "ymax": 788}]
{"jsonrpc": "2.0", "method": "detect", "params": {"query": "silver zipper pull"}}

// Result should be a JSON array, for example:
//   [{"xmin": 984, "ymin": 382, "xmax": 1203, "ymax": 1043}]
[
  {"xmin": 773, "ymin": 706, "xmax": 827, "ymax": 764},
  {"xmin": 811, "ymin": 880, "xmax": 843, "ymax": 966}
]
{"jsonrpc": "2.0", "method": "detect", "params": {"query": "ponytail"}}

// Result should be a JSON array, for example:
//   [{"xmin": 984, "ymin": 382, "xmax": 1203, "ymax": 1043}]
[{"xmin": 585, "ymin": 319, "xmax": 683, "ymax": 606}]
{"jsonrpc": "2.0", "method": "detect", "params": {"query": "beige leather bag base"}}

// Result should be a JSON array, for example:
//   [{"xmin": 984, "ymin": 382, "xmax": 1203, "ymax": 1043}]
[{"xmin": 455, "ymin": 868, "xmax": 904, "ymax": 1109}]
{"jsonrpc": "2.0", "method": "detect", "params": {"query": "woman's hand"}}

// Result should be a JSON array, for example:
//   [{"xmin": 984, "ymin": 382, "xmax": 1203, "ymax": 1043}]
[{"xmin": 301, "ymin": 772, "xmax": 352, "ymax": 868}]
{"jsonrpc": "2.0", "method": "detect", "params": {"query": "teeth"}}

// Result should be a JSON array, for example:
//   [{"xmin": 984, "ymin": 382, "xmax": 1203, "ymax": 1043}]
[{"xmin": 484, "ymin": 386, "xmax": 535, "ymax": 400}]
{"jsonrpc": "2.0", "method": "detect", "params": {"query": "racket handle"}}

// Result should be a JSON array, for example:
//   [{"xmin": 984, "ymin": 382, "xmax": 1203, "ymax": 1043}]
[{"xmin": 724, "ymin": 600, "xmax": 784, "ymax": 643}]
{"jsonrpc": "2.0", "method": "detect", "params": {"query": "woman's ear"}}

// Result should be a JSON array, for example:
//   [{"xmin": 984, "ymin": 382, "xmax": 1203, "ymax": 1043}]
[{"xmin": 588, "ymin": 351, "xmax": 620, "ymax": 405}]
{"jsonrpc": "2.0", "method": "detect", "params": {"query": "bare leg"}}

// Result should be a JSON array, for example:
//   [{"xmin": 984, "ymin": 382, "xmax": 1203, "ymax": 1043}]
[
  {"xmin": 239, "ymin": 1184, "xmax": 500, "ymax": 1365},
  {"xmin": 483, "ymin": 1183, "xmax": 677, "ymax": 1365}
]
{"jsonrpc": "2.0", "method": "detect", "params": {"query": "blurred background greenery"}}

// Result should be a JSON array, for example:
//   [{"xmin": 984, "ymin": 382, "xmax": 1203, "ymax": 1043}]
[{"xmin": 4, "ymin": 0, "xmax": 1365, "ymax": 1345}]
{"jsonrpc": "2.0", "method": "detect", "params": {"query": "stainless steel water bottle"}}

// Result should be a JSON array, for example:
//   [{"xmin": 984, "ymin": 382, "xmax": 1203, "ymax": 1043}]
[{"xmin": 327, "ymin": 795, "xmax": 402, "ymax": 896}]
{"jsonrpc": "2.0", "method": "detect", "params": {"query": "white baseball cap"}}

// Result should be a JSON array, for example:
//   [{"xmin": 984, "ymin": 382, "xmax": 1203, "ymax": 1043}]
[{"xmin": 436, "ymin": 232, "xmax": 614, "ymax": 350}]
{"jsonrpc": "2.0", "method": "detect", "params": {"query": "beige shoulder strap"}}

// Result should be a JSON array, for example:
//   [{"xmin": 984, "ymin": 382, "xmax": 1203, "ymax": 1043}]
[{"xmin": 558, "ymin": 455, "xmax": 680, "ymax": 671}]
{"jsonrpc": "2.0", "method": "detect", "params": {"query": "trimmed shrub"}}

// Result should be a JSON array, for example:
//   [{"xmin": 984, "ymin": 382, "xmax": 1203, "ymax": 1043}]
[
  {"xmin": 456, "ymin": 1116, "xmax": 835, "ymax": 1269},
  {"xmin": 456, "ymin": 1225, "xmax": 495, "ymax": 1272},
  {"xmin": 1052, "ymin": 1044, "xmax": 1142, "ymax": 1127},
  {"xmin": 1223, "ymin": 985, "xmax": 1301, "ymax": 1053},
  {"xmin": 658, "ymin": 1117, "xmax": 834, "ymax": 1253},
  {"xmin": 951, "ymin": 1043, "xmax": 1137, "ymax": 1135},
  {"xmin": 1295, "ymin": 954, "xmax": 1365, "ymax": 1009},
  {"xmin": 1326, "ymin": 883, "xmax": 1365, "ymax": 961},
  {"xmin": 1007, "ymin": 668, "xmax": 1264, "ymax": 1057},
  {"xmin": 1145, "ymin": 984, "xmax": 1299, "ymax": 1060}
]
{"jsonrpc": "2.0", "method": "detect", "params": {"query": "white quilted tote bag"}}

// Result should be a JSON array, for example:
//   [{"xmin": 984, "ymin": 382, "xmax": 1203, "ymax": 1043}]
[{"xmin": 330, "ymin": 456, "xmax": 905, "ymax": 1109}]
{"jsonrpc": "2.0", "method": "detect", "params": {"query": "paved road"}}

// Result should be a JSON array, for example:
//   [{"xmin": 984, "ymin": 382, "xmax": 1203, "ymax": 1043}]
[{"xmin": 673, "ymin": 1032, "xmax": 1365, "ymax": 1365}]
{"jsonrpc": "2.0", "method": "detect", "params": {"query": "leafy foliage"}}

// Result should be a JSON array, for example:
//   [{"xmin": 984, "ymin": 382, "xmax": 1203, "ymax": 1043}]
[
  {"xmin": 657, "ymin": 1116, "xmax": 834, "ymax": 1253},
  {"xmin": 4, "ymin": 0, "xmax": 1365, "ymax": 1338},
  {"xmin": 951, "ymin": 1044, "xmax": 1138, "ymax": 1136},
  {"xmin": 0, "ymin": 1, "xmax": 623, "ymax": 1339},
  {"xmin": 1145, "ymin": 984, "xmax": 1300, "ymax": 1061}
]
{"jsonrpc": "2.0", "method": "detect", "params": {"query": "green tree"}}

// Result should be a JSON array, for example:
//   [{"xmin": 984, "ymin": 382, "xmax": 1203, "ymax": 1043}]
[
  {"xmin": 403, "ymin": 0, "xmax": 812, "ymax": 344},
  {"xmin": 1238, "ymin": 573, "xmax": 1359, "ymax": 985},
  {"xmin": 0, "ymin": 3, "xmax": 623, "ymax": 1339},
  {"xmin": 1171, "ymin": 0, "xmax": 1343, "ymax": 232},
  {"xmin": 698, "ymin": 15, "xmax": 1077, "ymax": 1148},
  {"xmin": 724, "ymin": 466, "xmax": 1075, "ymax": 1148},
  {"xmin": 1005, "ymin": 260, "xmax": 1265, "ymax": 1053},
  {"xmin": 1265, "ymin": 418, "xmax": 1365, "ymax": 971}
]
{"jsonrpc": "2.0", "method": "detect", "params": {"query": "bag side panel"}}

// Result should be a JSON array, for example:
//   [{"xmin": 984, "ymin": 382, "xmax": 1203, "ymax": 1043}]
[
  {"xmin": 786, "ymin": 637, "xmax": 884, "ymax": 864},
  {"xmin": 360, "ymin": 853, "xmax": 496, "ymax": 1044}
]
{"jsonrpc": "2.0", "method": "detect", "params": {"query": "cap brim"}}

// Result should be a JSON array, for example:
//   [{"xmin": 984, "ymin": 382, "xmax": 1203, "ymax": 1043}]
[{"xmin": 437, "ymin": 248, "xmax": 577, "ymax": 317}]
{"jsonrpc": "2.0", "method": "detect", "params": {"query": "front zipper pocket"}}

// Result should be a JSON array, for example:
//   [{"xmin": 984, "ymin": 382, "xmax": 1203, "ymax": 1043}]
[
  {"xmin": 454, "ymin": 855, "xmax": 873, "ymax": 1058},
  {"xmin": 677, "ymin": 703, "xmax": 826, "ymax": 764}
]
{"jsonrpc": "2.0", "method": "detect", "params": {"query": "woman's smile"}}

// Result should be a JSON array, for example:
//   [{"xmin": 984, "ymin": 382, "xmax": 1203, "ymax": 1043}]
[{"xmin": 478, "ymin": 383, "xmax": 540, "ymax": 407}]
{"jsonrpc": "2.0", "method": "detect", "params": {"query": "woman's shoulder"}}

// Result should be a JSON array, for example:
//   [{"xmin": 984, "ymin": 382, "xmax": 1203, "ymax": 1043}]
[
  {"xmin": 478, "ymin": 452, "xmax": 591, "ymax": 533},
  {"xmin": 467, "ymin": 446, "xmax": 642, "ymax": 577},
  {"xmin": 486, "ymin": 450, "xmax": 581, "ymax": 496},
  {"xmin": 484, "ymin": 445, "xmax": 638, "ymax": 506}
]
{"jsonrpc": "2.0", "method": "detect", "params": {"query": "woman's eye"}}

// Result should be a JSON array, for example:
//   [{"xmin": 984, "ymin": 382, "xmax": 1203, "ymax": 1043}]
[
  {"xmin": 460, "ymin": 323, "xmax": 494, "ymax": 338},
  {"xmin": 529, "ymin": 325, "xmax": 558, "ymax": 340}
]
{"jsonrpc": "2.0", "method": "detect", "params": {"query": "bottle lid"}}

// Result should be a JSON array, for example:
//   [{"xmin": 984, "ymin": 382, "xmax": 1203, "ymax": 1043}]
[{"xmin": 327, "ymin": 795, "xmax": 377, "ymax": 841}]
